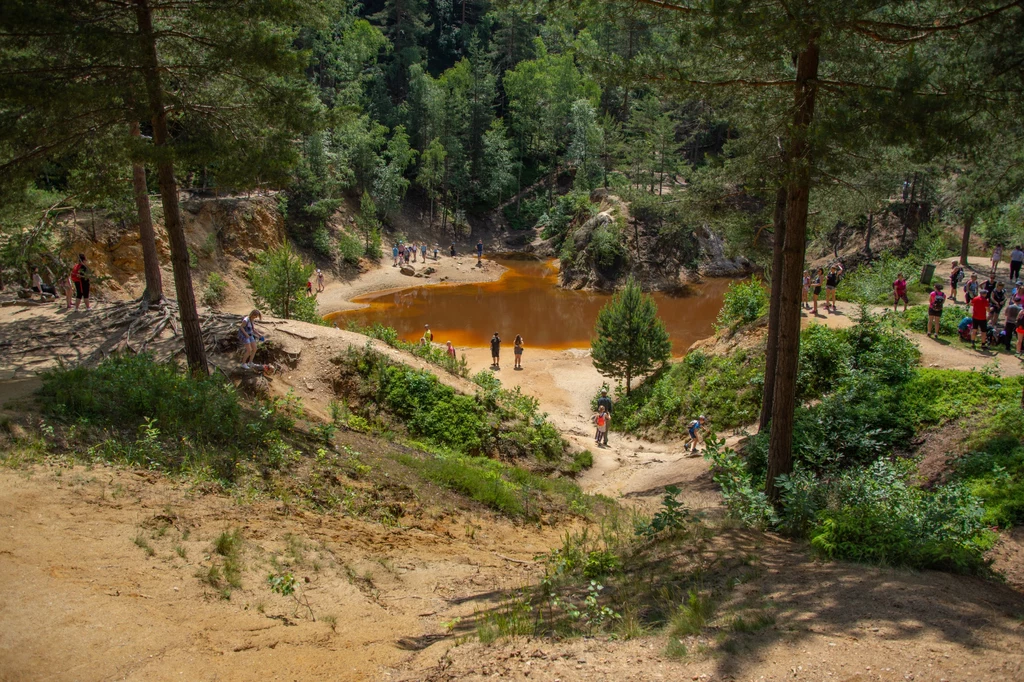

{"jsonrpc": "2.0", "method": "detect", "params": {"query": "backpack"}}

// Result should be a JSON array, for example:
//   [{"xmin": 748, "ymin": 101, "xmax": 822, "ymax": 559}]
[{"xmin": 595, "ymin": 414, "xmax": 606, "ymax": 428}]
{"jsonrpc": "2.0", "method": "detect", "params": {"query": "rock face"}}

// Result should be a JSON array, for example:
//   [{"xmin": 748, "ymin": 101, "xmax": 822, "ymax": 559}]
[
  {"xmin": 64, "ymin": 195, "xmax": 286, "ymax": 297},
  {"xmin": 695, "ymin": 224, "xmax": 755, "ymax": 277}
]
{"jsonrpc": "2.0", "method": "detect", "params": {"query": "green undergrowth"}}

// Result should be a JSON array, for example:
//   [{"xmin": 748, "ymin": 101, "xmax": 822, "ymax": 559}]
[
  {"xmin": 393, "ymin": 444, "xmax": 601, "ymax": 521},
  {"xmin": 344, "ymin": 321, "xmax": 470, "ymax": 377},
  {"xmin": 715, "ymin": 279, "xmax": 768, "ymax": 332},
  {"xmin": 333, "ymin": 344, "xmax": 578, "ymax": 473},
  {"xmin": 835, "ymin": 251, "xmax": 936, "ymax": 305},
  {"xmin": 897, "ymin": 304, "xmax": 965, "ymax": 338},
  {"xmin": 471, "ymin": 489, "xmax": 775, "ymax": 653}
]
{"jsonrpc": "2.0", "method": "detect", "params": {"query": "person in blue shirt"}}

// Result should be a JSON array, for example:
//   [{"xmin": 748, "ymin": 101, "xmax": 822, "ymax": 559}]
[{"xmin": 477, "ymin": 239, "xmax": 483, "ymax": 265}]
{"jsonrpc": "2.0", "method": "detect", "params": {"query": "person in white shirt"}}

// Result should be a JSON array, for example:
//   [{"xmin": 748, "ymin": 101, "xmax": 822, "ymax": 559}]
[
  {"xmin": 991, "ymin": 244, "xmax": 1004, "ymax": 278},
  {"xmin": 1010, "ymin": 245, "xmax": 1024, "ymax": 281}
]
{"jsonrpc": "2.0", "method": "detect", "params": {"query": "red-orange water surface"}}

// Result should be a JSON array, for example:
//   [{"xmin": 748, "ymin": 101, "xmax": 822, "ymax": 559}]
[{"xmin": 326, "ymin": 259, "xmax": 737, "ymax": 353}]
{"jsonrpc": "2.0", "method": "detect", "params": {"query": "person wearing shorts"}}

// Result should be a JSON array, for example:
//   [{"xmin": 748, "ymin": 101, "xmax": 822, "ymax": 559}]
[
  {"xmin": 825, "ymin": 264, "xmax": 842, "ymax": 312},
  {"xmin": 964, "ymin": 273, "xmax": 979, "ymax": 307},
  {"xmin": 927, "ymin": 284, "xmax": 946, "ymax": 338},
  {"xmin": 812, "ymin": 268, "xmax": 823, "ymax": 315},
  {"xmin": 949, "ymin": 261, "xmax": 964, "ymax": 302},
  {"xmin": 238, "ymin": 309, "xmax": 263, "ymax": 368},
  {"xmin": 802, "ymin": 270, "xmax": 811, "ymax": 309},
  {"xmin": 316, "ymin": 268, "xmax": 324, "ymax": 292},
  {"xmin": 593, "ymin": 405, "xmax": 609, "ymax": 446},
  {"xmin": 683, "ymin": 415, "xmax": 707, "ymax": 454},
  {"xmin": 392, "ymin": 244, "xmax": 399, "ymax": 266},
  {"xmin": 513, "ymin": 334, "xmax": 523, "ymax": 370},
  {"xmin": 1003, "ymin": 299, "xmax": 1021, "ymax": 351},
  {"xmin": 971, "ymin": 292, "xmax": 990, "ymax": 349},
  {"xmin": 490, "ymin": 332, "xmax": 501, "ymax": 369},
  {"xmin": 1010, "ymin": 246, "xmax": 1024, "ymax": 281},
  {"xmin": 892, "ymin": 272, "xmax": 908, "ymax": 312},
  {"xmin": 991, "ymin": 244, "xmax": 1003, "ymax": 278},
  {"xmin": 70, "ymin": 254, "xmax": 90, "ymax": 311}
]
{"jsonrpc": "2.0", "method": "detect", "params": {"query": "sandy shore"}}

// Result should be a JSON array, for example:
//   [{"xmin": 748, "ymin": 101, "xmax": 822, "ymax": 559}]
[{"xmin": 316, "ymin": 254, "xmax": 508, "ymax": 315}]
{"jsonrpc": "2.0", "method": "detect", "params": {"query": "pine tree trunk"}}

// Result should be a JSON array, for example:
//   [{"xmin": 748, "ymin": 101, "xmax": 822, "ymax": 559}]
[
  {"xmin": 130, "ymin": 121, "xmax": 163, "ymax": 306},
  {"xmin": 134, "ymin": 0, "xmax": 208, "ymax": 375},
  {"xmin": 759, "ymin": 187, "xmax": 787, "ymax": 433},
  {"xmin": 865, "ymin": 211, "xmax": 873, "ymax": 258},
  {"xmin": 960, "ymin": 214, "xmax": 973, "ymax": 266},
  {"xmin": 766, "ymin": 39, "xmax": 820, "ymax": 503}
]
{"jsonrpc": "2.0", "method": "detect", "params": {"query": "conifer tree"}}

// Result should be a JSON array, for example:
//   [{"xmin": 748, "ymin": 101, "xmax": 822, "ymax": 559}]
[{"xmin": 591, "ymin": 277, "xmax": 671, "ymax": 395}]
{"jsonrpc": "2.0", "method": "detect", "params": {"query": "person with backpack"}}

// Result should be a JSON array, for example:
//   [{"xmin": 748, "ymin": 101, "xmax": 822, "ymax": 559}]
[
  {"xmin": 1003, "ymin": 298, "xmax": 1022, "ymax": 351},
  {"xmin": 989, "ymin": 281, "xmax": 1007, "ymax": 325},
  {"xmin": 683, "ymin": 415, "xmax": 707, "ymax": 454},
  {"xmin": 964, "ymin": 273, "xmax": 979, "ymax": 307},
  {"xmin": 949, "ymin": 261, "xmax": 965, "ymax": 302},
  {"xmin": 927, "ymin": 284, "xmax": 946, "ymax": 338},
  {"xmin": 596, "ymin": 388, "xmax": 613, "ymax": 445},
  {"xmin": 70, "ymin": 253, "xmax": 90, "ymax": 311},
  {"xmin": 513, "ymin": 334, "xmax": 524, "ymax": 370},
  {"xmin": 592, "ymin": 405, "xmax": 610, "ymax": 446}
]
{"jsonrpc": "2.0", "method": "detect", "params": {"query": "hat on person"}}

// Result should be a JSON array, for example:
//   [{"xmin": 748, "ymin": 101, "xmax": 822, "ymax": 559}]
[
  {"xmin": 601, "ymin": 388, "xmax": 608, "ymax": 395},
  {"xmin": 699, "ymin": 415, "xmax": 707, "ymax": 420}
]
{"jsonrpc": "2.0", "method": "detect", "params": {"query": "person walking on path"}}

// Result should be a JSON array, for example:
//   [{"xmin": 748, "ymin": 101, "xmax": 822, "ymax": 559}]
[
  {"xmin": 1010, "ymin": 246, "xmax": 1024, "ymax": 281},
  {"xmin": 991, "ymin": 244, "xmax": 1004, "ymax": 278},
  {"xmin": 811, "ymin": 268, "xmax": 823, "ymax": 315},
  {"xmin": 1003, "ymin": 298, "xmax": 1021, "ymax": 351},
  {"xmin": 596, "ymin": 388, "xmax": 613, "ymax": 446},
  {"xmin": 421, "ymin": 244, "xmax": 427, "ymax": 261},
  {"xmin": 592, "ymin": 405, "xmax": 610, "ymax": 447},
  {"xmin": 238, "ymin": 309, "xmax": 263, "ymax": 369},
  {"xmin": 971, "ymin": 289, "xmax": 990, "ymax": 349},
  {"xmin": 927, "ymin": 284, "xmax": 946, "ymax": 338},
  {"xmin": 490, "ymin": 332, "xmax": 501, "ymax": 369},
  {"xmin": 964, "ymin": 273, "xmax": 979, "ymax": 307},
  {"xmin": 683, "ymin": 415, "xmax": 707, "ymax": 454},
  {"xmin": 950, "ymin": 261, "xmax": 965, "ymax": 302},
  {"xmin": 892, "ymin": 272, "xmax": 909, "ymax": 312},
  {"xmin": 476, "ymin": 239, "xmax": 484, "ymax": 266},
  {"xmin": 825, "ymin": 263, "xmax": 842, "ymax": 313},
  {"xmin": 513, "ymin": 334, "xmax": 524, "ymax": 370},
  {"xmin": 316, "ymin": 269, "xmax": 325, "ymax": 292},
  {"xmin": 71, "ymin": 253, "xmax": 90, "ymax": 311},
  {"xmin": 392, "ymin": 244, "xmax": 399, "ymax": 267}
]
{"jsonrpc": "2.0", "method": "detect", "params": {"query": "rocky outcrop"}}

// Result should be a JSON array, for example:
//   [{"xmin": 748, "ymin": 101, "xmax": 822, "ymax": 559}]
[
  {"xmin": 64, "ymin": 195, "xmax": 286, "ymax": 298},
  {"xmin": 695, "ymin": 224, "xmax": 755, "ymax": 277}
]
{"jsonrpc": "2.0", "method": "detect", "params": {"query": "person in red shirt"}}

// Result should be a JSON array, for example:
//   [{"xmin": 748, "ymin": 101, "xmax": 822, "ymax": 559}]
[
  {"xmin": 971, "ymin": 291, "xmax": 990, "ymax": 349},
  {"xmin": 70, "ymin": 253, "xmax": 90, "ymax": 311},
  {"xmin": 927, "ymin": 284, "xmax": 946, "ymax": 338},
  {"xmin": 892, "ymin": 273, "xmax": 909, "ymax": 312}
]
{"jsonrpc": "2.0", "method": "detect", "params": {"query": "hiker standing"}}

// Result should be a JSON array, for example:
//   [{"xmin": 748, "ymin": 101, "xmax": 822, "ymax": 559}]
[
  {"xmin": 596, "ymin": 389, "xmax": 613, "ymax": 446},
  {"xmin": 991, "ymin": 244, "xmax": 1004, "ymax": 278},
  {"xmin": 513, "ymin": 334, "xmax": 524, "ymax": 370},
  {"xmin": 825, "ymin": 264, "xmax": 842, "ymax": 313},
  {"xmin": 593, "ymin": 405, "xmax": 610, "ymax": 446},
  {"xmin": 811, "ymin": 268, "xmax": 823, "ymax": 315},
  {"xmin": 971, "ymin": 289, "xmax": 990, "ymax": 349},
  {"xmin": 421, "ymin": 244, "xmax": 427, "ymax": 261},
  {"xmin": 892, "ymin": 272, "xmax": 909, "ymax": 312},
  {"xmin": 802, "ymin": 270, "xmax": 811, "ymax": 309},
  {"xmin": 927, "ymin": 284, "xmax": 946, "ymax": 338},
  {"xmin": 71, "ymin": 254, "xmax": 90, "ymax": 311},
  {"xmin": 476, "ymin": 239, "xmax": 483, "ymax": 265},
  {"xmin": 1011, "ymin": 246, "xmax": 1024, "ymax": 281},
  {"xmin": 422, "ymin": 324, "xmax": 433, "ymax": 345},
  {"xmin": 392, "ymin": 244, "xmax": 400, "ymax": 267},
  {"xmin": 949, "ymin": 261, "xmax": 964, "ymax": 302},
  {"xmin": 449, "ymin": 242, "xmax": 456, "ymax": 257},
  {"xmin": 964, "ymin": 273, "xmax": 979, "ymax": 307},
  {"xmin": 445, "ymin": 341, "xmax": 456, "ymax": 359},
  {"xmin": 490, "ymin": 332, "xmax": 501, "ymax": 369},
  {"xmin": 316, "ymin": 268, "xmax": 325, "ymax": 292},
  {"xmin": 1004, "ymin": 298, "xmax": 1022, "ymax": 351}
]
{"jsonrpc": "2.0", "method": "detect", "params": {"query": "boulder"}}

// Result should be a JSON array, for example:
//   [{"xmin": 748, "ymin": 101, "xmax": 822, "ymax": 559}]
[{"xmin": 400, "ymin": 265, "xmax": 416, "ymax": 276}]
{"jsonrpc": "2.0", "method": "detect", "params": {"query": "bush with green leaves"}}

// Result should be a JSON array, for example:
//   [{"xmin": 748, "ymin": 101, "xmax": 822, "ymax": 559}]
[
  {"xmin": 310, "ymin": 225, "xmax": 334, "ymax": 259},
  {"xmin": 248, "ymin": 244, "xmax": 321, "ymax": 324},
  {"xmin": 201, "ymin": 272, "xmax": 227, "ymax": 307},
  {"xmin": 337, "ymin": 231, "xmax": 363, "ymax": 265},
  {"xmin": 38, "ymin": 354, "xmax": 291, "ymax": 479},
  {"xmin": 897, "ymin": 305, "xmax": 965, "ymax": 337},
  {"xmin": 338, "ymin": 346, "xmax": 570, "ymax": 469},
  {"xmin": 345, "ymin": 321, "xmax": 470, "ymax": 377},
  {"xmin": 715, "ymin": 279, "xmax": 768, "ymax": 331},
  {"xmin": 835, "ymin": 252, "xmax": 930, "ymax": 304}
]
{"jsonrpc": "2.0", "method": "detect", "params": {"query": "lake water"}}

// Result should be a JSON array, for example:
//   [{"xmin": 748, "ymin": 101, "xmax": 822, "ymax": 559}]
[{"xmin": 326, "ymin": 258, "xmax": 735, "ymax": 353}]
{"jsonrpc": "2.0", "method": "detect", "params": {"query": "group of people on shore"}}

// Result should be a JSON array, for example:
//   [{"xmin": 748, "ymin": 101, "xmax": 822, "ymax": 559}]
[
  {"xmin": 392, "ymin": 242, "xmax": 449, "ymax": 266},
  {"xmin": 27, "ymin": 253, "xmax": 91, "ymax": 312}
]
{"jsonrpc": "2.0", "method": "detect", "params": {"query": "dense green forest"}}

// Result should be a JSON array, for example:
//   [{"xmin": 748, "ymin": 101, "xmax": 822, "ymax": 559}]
[{"xmin": 2, "ymin": 0, "xmax": 1024, "ymax": 501}]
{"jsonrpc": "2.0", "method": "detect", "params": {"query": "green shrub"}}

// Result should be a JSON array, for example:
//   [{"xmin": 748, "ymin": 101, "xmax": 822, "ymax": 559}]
[
  {"xmin": 39, "ymin": 354, "xmax": 290, "ymax": 479},
  {"xmin": 504, "ymin": 194, "xmax": 550, "ymax": 232},
  {"xmin": 836, "ymin": 252, "xmax": 929, "ymax": 304},
  {"xmin": 337, "ymin": 230, "xmax": 362, "ymax": 265},
  {"xmin": 311, "ymin": 225, "xmax": 334, "ymax": 259},
  {"xmin": 715, "ymin": 279, "xmax": 768, "ymax": 331},
  {"xmin": 898, "ymin": 305, "xmax": 965, "ymax": 337},
  {"xmin": 202, "ymin": 272, "xmax": 227, "ymax": 307}
]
